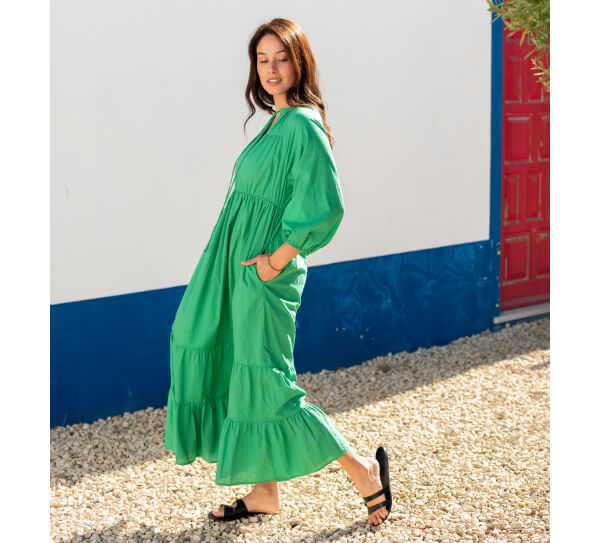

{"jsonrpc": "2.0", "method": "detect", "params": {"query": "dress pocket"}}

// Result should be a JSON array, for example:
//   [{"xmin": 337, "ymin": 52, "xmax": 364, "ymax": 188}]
[
  {"xmin": 250, "ymin": 255, "xmax": 297, "ymax": 286},
  {"xmin": 252, "ymin": 262, "xmax": 283, "ymax": 285}
]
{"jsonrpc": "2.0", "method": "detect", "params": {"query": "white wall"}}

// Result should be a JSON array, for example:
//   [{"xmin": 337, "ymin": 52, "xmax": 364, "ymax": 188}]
[{"xmin": 51, "ymin": 0, "xmax": 491, "ymax": 304}]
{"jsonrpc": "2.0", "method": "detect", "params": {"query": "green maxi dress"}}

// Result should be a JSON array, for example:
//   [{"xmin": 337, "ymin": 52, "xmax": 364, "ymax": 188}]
[{"xmin": 164, "ymin": 105, "xmax": 350, "ymax": 486}]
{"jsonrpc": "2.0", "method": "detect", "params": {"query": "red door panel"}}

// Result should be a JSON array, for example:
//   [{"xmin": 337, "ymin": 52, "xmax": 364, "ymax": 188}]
[{"xmin": 500, "ymin": 26, "xmax": 550, "ymax": 309}]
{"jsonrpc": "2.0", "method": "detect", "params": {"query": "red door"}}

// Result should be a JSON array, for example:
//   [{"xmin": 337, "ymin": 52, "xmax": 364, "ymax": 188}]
[{"xmin": 500, "ymin": 27, "xmax": 550, "ymax": 310}]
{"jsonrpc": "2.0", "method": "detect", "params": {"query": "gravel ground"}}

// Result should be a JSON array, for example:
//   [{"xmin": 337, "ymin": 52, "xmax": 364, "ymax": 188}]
[{"xmin": 50, "ymin": 317, "xmax": 549, "ymax": 543}]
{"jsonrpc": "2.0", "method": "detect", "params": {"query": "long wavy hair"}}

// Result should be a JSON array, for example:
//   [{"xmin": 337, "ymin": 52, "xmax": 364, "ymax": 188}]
[{"xmin": 243, "ymin": 18, "xmax": 335, "ymax": 148}]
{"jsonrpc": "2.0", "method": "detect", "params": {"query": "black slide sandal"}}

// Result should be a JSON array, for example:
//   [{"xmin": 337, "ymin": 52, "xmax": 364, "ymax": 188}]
[
  {"xmin": 207, "ymin": 498, "xmax": 270, "ymax": 522},
  {"xmin": 360, "ymin": 446, "xmax": 393, "ymax": 524}
]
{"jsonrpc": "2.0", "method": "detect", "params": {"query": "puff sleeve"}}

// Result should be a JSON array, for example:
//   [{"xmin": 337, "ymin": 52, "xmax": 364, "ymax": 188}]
[{"xmin": 281, "ymin": 116, "xmax": 345, "ymax": 257}]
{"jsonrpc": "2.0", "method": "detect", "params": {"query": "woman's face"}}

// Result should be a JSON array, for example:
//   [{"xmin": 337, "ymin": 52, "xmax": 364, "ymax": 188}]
[{"xmin": 256, "ymin": 33, "xmax": 296, "ymax": 101}]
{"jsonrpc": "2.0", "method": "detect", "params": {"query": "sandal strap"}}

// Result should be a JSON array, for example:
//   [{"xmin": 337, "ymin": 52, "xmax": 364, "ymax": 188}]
[
  {"xmin": 222, "ymin": 498, "xmax": 247, "ymax": 517},
  {"xmin": 362, "ymin": 485, "xmax": 388, "ymax": 503},
  {"xmin": 367, "ymin": 499, "xmax": 389, "ymax": 515},
  {"xmin": 235, "ymin": 498, "xmax": 248, "ymax": 513}
]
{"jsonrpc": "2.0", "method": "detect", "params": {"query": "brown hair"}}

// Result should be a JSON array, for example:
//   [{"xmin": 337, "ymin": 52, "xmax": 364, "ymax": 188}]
[{"xmin": 243, "ymin": 18, "xmax": 335, "ymax": 148}]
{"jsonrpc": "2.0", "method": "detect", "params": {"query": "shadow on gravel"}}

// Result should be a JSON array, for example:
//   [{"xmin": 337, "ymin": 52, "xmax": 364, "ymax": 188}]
[
  {"xmin": 303, "ymin": 317, "xmax": 549, "ymax": 419},
  {"xmin": 52, "ymin": 514, "xmax": 383, "ymax": 543}
]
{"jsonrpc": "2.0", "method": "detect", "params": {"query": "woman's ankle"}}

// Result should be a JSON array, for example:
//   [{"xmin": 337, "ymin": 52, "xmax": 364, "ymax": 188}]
[
  {"xmin": 251, "ymin": 481, "xmax": 279, "ymax": 495},
  {"xmin": 336, "ymin": 448, "xmax": 370, "ymax": 483}
]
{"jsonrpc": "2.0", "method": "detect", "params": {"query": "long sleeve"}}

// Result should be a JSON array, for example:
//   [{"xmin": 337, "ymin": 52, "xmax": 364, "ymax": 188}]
[{"xmin": 281, "ymin": 115, "xmax": 345, "ymax": 257}]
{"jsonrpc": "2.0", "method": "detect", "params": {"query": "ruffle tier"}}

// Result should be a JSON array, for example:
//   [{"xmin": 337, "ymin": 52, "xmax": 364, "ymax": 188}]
[
  {"xmin": 214, "ymin": 401, "xmax": 350, "ymax": 486},
  {"xmin": 164, "ymin": 386, "xmax": 229, "ymax": 465},
  {"xmin": 164, "ymin": 336, "xmax": 232, "ymax": 465},
  {"xmin": 164, "ymin": 337, "xmax": 350, "ymax": 484}
]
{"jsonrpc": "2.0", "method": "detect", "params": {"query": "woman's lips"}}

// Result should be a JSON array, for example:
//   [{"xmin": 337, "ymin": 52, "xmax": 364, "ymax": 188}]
[{"xmin": 267, "ymin": 79, "xmax": 281, "ymax": 86}]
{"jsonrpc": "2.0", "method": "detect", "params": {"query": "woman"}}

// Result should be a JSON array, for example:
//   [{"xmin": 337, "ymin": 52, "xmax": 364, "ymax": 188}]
[{"xmin": 164, "ymin": 18, "xmax": 393, "ymax": 526}]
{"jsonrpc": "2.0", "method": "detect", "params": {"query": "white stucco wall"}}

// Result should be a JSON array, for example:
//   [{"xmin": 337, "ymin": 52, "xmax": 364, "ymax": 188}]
[{"xmin": 51, "ymin": 0, "xmax": 491, "ymax": 304}]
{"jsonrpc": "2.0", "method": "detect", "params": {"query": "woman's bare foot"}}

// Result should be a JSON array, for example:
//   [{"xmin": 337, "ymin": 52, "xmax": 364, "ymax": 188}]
[
  {"xmin": 211, "ymin": 481, "xmax": 281, "ymax": 518},
  {"xmin": 354, "ymin": 457, "xmax": 389, "ymax": 525},
  {"xmin": 336, "ymin": 448, "xmax": 388, "ymax": 525}
]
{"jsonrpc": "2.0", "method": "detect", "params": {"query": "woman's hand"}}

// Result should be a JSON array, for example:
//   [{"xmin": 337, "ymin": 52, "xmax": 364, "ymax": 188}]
[{"xmin": 241, "ymin": 253, "xmax": 282, "ymax": 283}]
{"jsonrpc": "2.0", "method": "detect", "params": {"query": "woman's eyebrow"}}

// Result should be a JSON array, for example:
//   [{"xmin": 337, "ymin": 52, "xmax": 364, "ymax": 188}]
[{"xmin": 257, "ymin": 49, "xmax": 287, "ymax": 56}]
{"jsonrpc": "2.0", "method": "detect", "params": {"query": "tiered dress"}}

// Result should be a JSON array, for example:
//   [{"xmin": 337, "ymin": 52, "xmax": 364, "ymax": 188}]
[{"xmin": 164, "ymin": 105, "xmax": 350, "ymax": 486}]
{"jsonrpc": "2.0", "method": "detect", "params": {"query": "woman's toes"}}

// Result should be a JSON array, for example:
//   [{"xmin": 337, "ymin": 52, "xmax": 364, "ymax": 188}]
[
  {"xmin": 369, "ymin": 507, "xmax": 387, "ymax": 525},
  {"xmin": 212, "ymin": 505, "xmax": 223, "ymax": 517}
]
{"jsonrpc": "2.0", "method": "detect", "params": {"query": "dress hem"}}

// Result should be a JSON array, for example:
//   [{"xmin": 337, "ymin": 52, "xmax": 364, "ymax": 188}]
[
  {"xmin": 164, "ymin": 438, "xmax": 350, "ymax": 482},
  {"xmin": 213, "ymin": 440, "xmax": 350, "ymax": 486}
]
